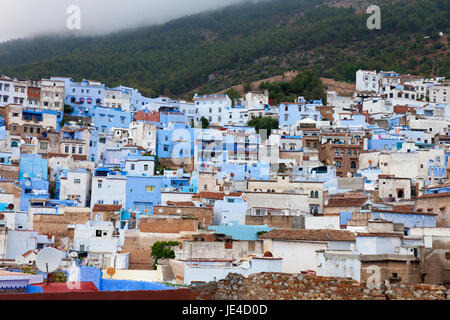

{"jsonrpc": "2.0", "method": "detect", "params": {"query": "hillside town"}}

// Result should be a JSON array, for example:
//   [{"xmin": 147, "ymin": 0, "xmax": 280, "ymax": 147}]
[{"xmin": 0, "ymin": 69, "xmax": 449, "ymax": 299}]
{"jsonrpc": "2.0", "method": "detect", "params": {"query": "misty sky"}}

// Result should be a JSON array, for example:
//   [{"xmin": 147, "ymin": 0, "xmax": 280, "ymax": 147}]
[{"xmin": 0, "ymin": 0, "xmax": 253, "ymax": 42}]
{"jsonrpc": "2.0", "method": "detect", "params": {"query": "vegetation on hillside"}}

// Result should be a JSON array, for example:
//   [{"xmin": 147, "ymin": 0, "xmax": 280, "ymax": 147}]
[
  {"xmin": 259, "ymin": 70, "xmax": 327, "ymax": 105},
  {"xmin": 0, "ymin": 0, "xmax": 448, "ymax": 97},
  {"xmin": 248, "ymin": 116, "xmax": 279, "ymax": 137}
]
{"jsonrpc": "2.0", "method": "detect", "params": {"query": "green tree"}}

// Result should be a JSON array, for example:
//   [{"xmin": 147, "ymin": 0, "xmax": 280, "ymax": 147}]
[
  {"xmin": 151, "ymin": 241, "xmax": 180, "ymax": 269},
  {"xmin": 248, "ymin": 116, "xmax": 279, "ymax": 137},
  {"xmin": 243, "ymin": 81, "xmax": 253, "ymax": 92},
  {"xmin": 200, "ymin": 116, "xmax": 210, "ymax": 129},
  {"xmin": 226, "ymin": 88, "xmax": 242, "ymax": 106}
]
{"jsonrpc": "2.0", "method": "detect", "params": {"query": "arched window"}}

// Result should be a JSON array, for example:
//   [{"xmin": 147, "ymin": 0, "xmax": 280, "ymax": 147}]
[
  {"xmin": 336, "ymin": 161, "xmax": 341, "ymax": 168},
  {"xmin": 315, "ymin": 191, "xmax": 319, "ymax": 198},
  {"xmin": 351, "ymin": 161, "xmax": 357, "ymax": 169},
  {"xmin": 397, "ymin": 189, "xmax": 404, "ymax": 198},
  {"xmin": 310, "ymin": 191, "xmax": 314, "ymax": 198}
]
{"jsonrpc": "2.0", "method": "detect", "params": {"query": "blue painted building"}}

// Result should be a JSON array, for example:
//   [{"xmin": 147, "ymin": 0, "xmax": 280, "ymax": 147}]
[
  {"xmin": 367, "ymin": 138, "xmax": 404, "ymax": 151},
  {"xmin": 125, "ymin": 175, "xmax": 163, "ymax": 215},
  {"xmin": 371, "ymin": 210, "xmax": 436, "ymax": 230},
  {"xmin": 157, "ymin": 122, "xmax": 194, "ymax": 159},
  {"xmin": 208, "ymin": 222, "xmax": 273, "ymax": 241},
  {"xmin": 19, "ymin": 154, "xmax": 48, "ymax": 182},
  {"xmin": 52, "ymin": 77, "xmax": 106, "ymax": 117},
  {"xmin": 278, "ymin": 100, "xmax": 322, "ymax": 127},
  {"xmin": 92, "ymin": 106, "xmax": 132, "ymax": 134}
]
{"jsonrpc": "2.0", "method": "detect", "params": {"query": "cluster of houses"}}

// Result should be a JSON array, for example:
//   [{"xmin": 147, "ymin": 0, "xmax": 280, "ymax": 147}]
[{"xmin": 0, "ymin": 69, "xmax": 449, "ymax": 293}]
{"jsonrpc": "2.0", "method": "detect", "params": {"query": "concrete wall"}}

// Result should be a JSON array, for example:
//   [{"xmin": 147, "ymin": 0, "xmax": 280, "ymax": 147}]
[
  {"xmin": 264, "ymin": 239, "xmax": 327, "ymax": 273},
  {"xmin": 305, "ymin": 215, "xmax": 340, "ymax": 230}
]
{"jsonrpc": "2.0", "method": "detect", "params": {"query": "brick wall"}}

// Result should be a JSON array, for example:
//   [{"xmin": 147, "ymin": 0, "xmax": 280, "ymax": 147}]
[
  {"xmin": 153, "ymin": 205, "xmax": 213, "ymax": 228},
  {"xmin": 140, "ymin": 216, "xmax": 198, "ymax": 234},
  {"xmin": 33, "ymin": 208, "xmax": 90, "ymax": 241},
  {"xmin": 192, "ymin": 272, "xmax": 450, "ymax": 300}
]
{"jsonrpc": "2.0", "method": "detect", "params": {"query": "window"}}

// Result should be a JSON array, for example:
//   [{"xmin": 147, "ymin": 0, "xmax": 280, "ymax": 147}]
[
  {"xmin": 98, "ymin": 180, "xmax": 103, "ymax": 188},
  {"xmin": 145, "ymin": 185, "xmax": 155, "ymax": 192},
  {"xmin": 351, "ymin": 161, "xmax": 357, "ymax": 169},
  {"xmin": 72, "ymin": 146, "xmax": 76, "ymax": 154},
  {"xmin": 336, "ymin": 161, "xmax": 341, "ymax": 168},
  {"xmin": 65, "ymin": 146, "xmax": 69, "ymax": 153},
  {"xmin": 74, "ymin": 179, "xmax": 81, "ymax": 184},
  {"xmin": 131, "ymin": 164, "xmax": 135, "ymax": 170},
  {"xmin": 144, "ymin": 164, "xmax": 149, "ymax": 171},
  {"xmin": 96, "ymin": 230, "xmax": 102, "ymax": 237},
  {"xmin": 78, "ymin": 147, "xmax": 83, "ymax": 154}
]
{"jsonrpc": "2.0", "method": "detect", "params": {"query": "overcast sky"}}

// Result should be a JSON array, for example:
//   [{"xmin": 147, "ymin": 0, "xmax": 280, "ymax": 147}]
[{"xmin": 0, "ymin": 0, "xmax": 254, "ymax": 42}]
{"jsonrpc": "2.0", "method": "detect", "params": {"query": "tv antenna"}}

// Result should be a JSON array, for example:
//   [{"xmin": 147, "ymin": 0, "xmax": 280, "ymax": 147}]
[{"xmin": 36, "ymin": 247, "xmax": 63, "ymax": 284}]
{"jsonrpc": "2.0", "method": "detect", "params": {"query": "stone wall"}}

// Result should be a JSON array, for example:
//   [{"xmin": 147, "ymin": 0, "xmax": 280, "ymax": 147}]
[{"xmin": 192, "ymin": 272, "xmax": 450, "ymax": 300}]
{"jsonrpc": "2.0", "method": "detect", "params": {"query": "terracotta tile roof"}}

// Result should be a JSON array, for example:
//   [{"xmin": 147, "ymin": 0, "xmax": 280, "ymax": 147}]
[
  {"xmin": 133, "ymin": 110, "xmax": 160, "ymax": 122},
  {"xmin": 325, "ymin": 197, "xmax": 368, "ymax": 207},
  {"xmin": 92, "ymin": 204, "xmax": 122, "ymax": 212},
  {"xmin": 166, "ymin": 201, "xmax": 195, "ymax": 207},
  {"xmin": 194, "ymin": 191, "xmax": 242, "ymax": 200},
  {"xmin": 425, "ymin": 181, "xmax": 450, "ymax": 189},
  {"xmin": 21, "ymin": 249, "xmax": 37, "ymax": 257},
  {"xmin": 373, "ymin": 209, "xmax": 436, "ymax": 216},
  {"xmin": 356, "ymin": 233, "xmax": 403, "ymax": 238},
  {"xmin": 393, "ymin": 204, "xmax": 416, "ymax": 212},
  {"xmin": 417, "ymin": 192, "xmax": 450, "ymax": 199},
  {"xmin": 258, "ymin": 228, "xmax": 356, "ymax": 242}
]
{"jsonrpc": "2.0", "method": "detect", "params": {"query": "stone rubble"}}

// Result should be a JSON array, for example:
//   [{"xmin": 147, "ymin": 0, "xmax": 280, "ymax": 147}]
[{"xmin": 191, "ymin": 272, "xmax": 449, "ymax": 300}]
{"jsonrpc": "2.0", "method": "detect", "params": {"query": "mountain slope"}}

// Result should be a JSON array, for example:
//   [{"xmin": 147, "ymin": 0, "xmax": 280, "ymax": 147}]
[{"xmin": 0, "ymin": 0, "xmax": 448, "ymax": 97}]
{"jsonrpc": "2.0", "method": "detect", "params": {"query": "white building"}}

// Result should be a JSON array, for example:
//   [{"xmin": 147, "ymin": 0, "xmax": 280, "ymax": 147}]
[
  {"xmin": 259, "ymin": 229, "xmax": 356, "ymax": 273},
  {"xmin": 39, "ymin": 79, "xmax": 65, "ymax": 111},
  {"xmin": 213, "ymin": 196, "xmax": 247, "ymax": 225},
  {"xmin": 192, "ymin": 93, "xmax": 232, "ymax": 126},
  {"xmin": 104, "ymin": 88, "xmax": 131, "ymax": 111},
  {"xmin": 69, "ymin": 220, "xmax": 128, "ymax": 269},
  {"xmin": 245, "ymin": 90, "xmax": 269, "ymax": 109},
  {"xmin": 428, "ymin": 84, "xmax": 449, "ymax": 104},
  {"xmin": 0, "ymin": 76, "xmax": 27, "ymax": 107},
  {"xmin": 124, "ymin": 156, "xmax": 156, "ymax": 176},
  {"xmin": 356, "ymin": 70, "xmax": 380, "ymax": 92},
  {"xmin": 129, "ymin": 121, "xmax": 158, "ymax": 154},
  {"xmin": 59, "ymin": 169, "xmax": 92, "ymax": 207},
  {"xmin": 170, "ymin": 255, "xmax": 283, "ymax": 285},
  {"xmin": 90, "ymin": 173, "xmax": 127, "ymax": 208}
]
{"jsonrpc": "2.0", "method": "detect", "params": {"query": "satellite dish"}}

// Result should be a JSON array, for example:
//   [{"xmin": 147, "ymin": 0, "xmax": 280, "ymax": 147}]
[
  {"xmin": 36, "ymin": 247, "xmax": 63, "ymax": 274},
  {"xmin": 106, "ymin": 267, "xmax": 116, "ymax": 279},
  {"xmin": 241, "ymin": 261, "xmax": 250, "ymax": 269},
  {"xmin": 68, "ymin": 251, "xmax": 78, "ymax": 258},
  {"xmin": 7, "ymin": 203, "xmax": 14, "ymax": 210}
]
